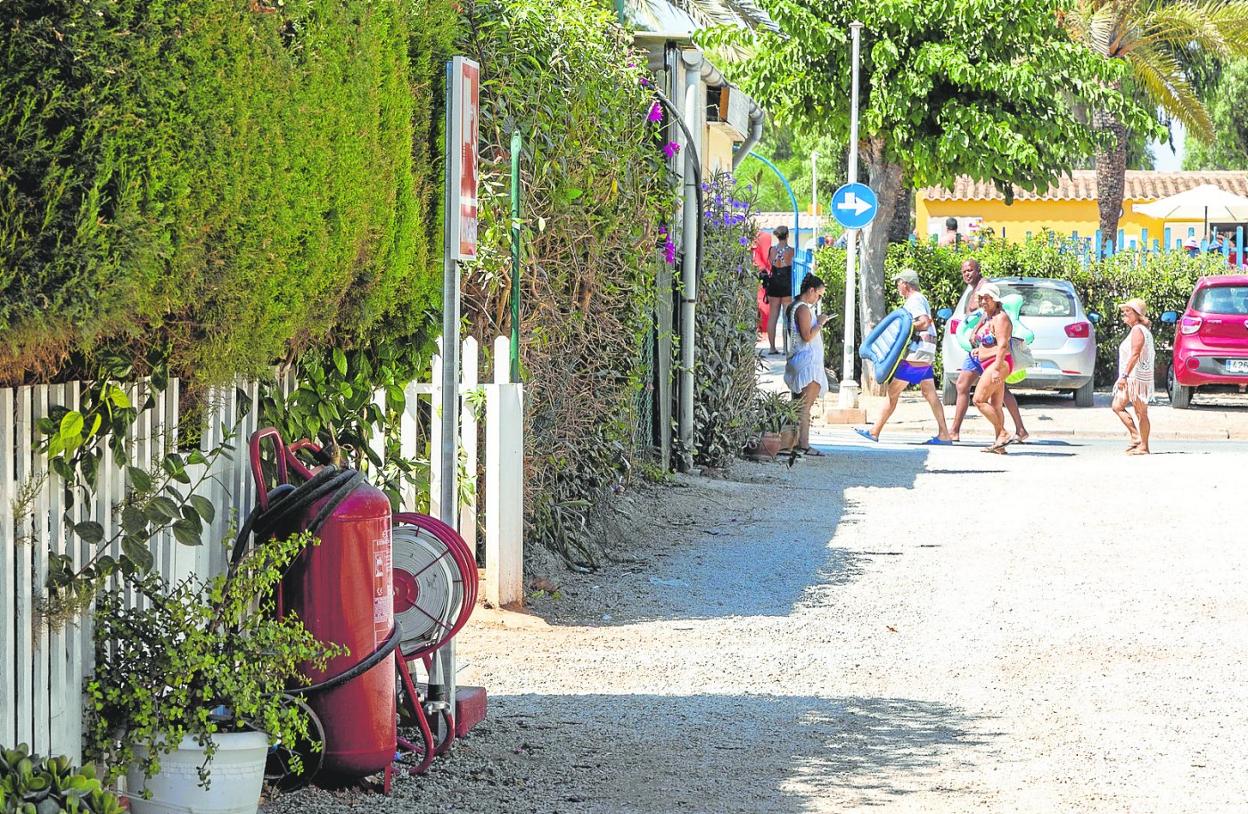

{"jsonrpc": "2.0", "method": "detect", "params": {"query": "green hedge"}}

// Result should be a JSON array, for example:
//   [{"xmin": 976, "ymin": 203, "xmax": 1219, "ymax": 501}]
[
  {"xmin": 1, "ymin": 0, "xmax": 456, "ymax": 385},
  {"xmin": 818, "ymin": 237, "xmax": 1235, "ymax": 387}
]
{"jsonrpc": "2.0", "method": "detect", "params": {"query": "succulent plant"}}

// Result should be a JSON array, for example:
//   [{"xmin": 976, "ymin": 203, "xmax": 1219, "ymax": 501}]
[{"xmin": 0, "ymin": 744, "xmax": 123, "ymax": 814}]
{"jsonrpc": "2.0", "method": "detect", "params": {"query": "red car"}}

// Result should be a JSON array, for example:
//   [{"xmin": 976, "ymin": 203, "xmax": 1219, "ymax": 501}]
[{"xmin": 1163, "ymin": 274, "xmax": 1248, "ymax": 408}]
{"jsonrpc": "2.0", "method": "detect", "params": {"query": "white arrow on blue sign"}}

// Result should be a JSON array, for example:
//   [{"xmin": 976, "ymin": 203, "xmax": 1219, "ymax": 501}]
[{"xmin": 830, "ymin": 182, "xmax": 878, "ymax": 230}]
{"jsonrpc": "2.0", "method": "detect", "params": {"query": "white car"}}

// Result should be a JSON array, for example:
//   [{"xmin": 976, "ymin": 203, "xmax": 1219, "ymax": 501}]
[{"xmin": 937, "ymin": 277, "xmax": 1099, "ymax": 407}]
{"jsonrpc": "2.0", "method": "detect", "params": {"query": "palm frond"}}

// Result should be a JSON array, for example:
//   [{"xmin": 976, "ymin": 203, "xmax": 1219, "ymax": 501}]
[
  {"xmin": 1126, "ymin": 0, "xmax": 1248, "ymax": 58},
  {"xmin": 665, "ymin": 0, "xmax": 775, "ymax": 31},
  {"xmin": 1127, "ymin": 44, "xmax": 1214, "ymax": 139}
]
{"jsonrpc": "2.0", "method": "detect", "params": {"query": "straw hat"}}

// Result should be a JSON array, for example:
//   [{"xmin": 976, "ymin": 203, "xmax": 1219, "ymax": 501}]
[{"xmin": 1119, "ymin": 298, "xmax": 1148, "ymax": 318}]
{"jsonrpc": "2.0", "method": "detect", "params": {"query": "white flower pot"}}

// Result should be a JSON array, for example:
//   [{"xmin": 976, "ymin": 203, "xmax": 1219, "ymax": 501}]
[{"xmin": 127, "ymin": 731, "xmax": 268, "ymax": 814}]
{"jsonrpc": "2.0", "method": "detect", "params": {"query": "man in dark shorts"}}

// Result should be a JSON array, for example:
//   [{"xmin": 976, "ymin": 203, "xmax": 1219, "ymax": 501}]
[{"xmin": 856, "ymin": 269, "xmax": 953, "ymax": 444}]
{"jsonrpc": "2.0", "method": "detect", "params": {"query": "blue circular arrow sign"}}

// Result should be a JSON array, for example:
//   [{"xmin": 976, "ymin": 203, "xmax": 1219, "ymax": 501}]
[{"xmin": 831, "ymin": 182, "xmax": 878, "ymax": 230}]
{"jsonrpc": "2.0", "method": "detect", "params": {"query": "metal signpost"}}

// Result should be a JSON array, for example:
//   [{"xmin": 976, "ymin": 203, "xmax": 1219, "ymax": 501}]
[
  {"xmin": 437, "ymin": 53, "xmax": 479, "ymax": 739},
  {"xmin": 834, "ymin": 21, "xmax": 874, "ymax": 409}
]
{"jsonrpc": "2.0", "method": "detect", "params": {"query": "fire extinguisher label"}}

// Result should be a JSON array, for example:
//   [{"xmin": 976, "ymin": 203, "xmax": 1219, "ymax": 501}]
[{"xmin": 373, "ymin": 529, "xmax": 393, "ymax": 648}]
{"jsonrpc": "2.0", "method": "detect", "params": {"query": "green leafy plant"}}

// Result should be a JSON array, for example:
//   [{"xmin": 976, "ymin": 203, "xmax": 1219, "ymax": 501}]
[
  {"xmin": 690, "ymin": 172, "xmax": 762, "ymax": 470},
  {"xmin": 37, "ymin": 436, "xmax": 235, "ymax": 628},
  {"xmin": 0, "ymin": 745, "xmax": 124, "ymax": 814},
  {"xmin": 754, "ymin": 390, "xmax": 800, "ymax": 436},
  {"xmin": 86, "ymin": 532, "xmax": 342, "ymax": 789},
  {"xmin": 458, "ymin": 0, "xmax": 672, "ymax": 564}
]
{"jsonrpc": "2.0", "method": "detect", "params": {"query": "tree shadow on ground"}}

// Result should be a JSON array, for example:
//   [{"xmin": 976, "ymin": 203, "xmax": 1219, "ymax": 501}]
[
  {"xmin": 376, "ymin": 692, "xmax": 998, "ymax": 814},
  {"xmin": 526, "ymin": 444, "xmax": 932, "ymax": 626}
]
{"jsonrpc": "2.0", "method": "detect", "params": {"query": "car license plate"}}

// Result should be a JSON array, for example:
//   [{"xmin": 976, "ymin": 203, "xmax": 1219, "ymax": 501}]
[{"xmin": 1228, "ymin": 359, "xmax": 1248, "ymax": 375}]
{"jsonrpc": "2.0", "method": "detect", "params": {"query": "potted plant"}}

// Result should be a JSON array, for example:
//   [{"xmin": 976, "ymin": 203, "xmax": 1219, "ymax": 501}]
[
  {"xmin": 746, "ymin": 391, "xmax": 800, "ymax": 459},
  {"xmin": 87, "ymin": 532, "xmax": 341, "ymax": 814},
  {"xmin": 0, "ymin": 744, "xmax": 124, "ymax": 813}
]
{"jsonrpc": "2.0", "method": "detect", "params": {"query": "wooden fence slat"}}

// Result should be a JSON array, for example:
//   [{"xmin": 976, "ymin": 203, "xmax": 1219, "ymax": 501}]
[
  {"xmin": 47, "ymin": 383, "xmax": 72, "ymax": 756},
  {"xmin": 460, "ymin": 338, "xmax": 479, "ymax": 556},
  {"xmin": 430, "ymin": 341, "xmax": 444, "ymax": 522},
  {"xmin": 31, "ymin": 385, "xmax": 51, "ymax": 753},
  {"xmin": 0, "ymin": 389, "xmax": 16, "ymax": 746},
  {"xmin": 65, "ymin": 383, "xmax": 85, "ymax": 759},
  {"xmin": 15, "ymin": 387, "xmax": 35, "ymax": 748}
]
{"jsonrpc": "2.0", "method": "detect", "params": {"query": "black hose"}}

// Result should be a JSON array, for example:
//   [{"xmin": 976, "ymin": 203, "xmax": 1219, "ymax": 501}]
[
  {"xmin": 287, "ymin": 625, "xmax": 402, "ymax": 697},
  {"xmin": 230, "ymin": 462, "xmax": 385, "ymax": 698}
]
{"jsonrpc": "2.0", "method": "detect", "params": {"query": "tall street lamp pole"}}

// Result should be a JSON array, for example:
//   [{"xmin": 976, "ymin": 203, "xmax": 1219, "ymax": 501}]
[{"xmin": 839, "ymin": 21, "xmax": 863, "ymax": 409}]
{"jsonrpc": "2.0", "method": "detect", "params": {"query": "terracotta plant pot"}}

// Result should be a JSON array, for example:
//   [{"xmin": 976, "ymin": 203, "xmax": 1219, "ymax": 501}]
[
  {"xmin": 758, "ymin": 431, "xmax": 782, "ymax": 458},
  {"xmin": 778, "ymin": 426, "xmax": 798, "ymax": 451}
]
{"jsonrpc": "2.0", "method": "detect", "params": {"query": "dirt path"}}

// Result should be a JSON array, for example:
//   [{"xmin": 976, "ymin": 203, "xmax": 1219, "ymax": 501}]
[{"xmin": 269, "ymin": 433, "xmax": 1248, "ymax": 813}]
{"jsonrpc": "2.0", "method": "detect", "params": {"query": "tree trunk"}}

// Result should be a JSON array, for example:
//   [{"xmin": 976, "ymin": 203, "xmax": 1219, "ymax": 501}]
[
  {"xmin": 859, "ymin": 138, "xmax": 903, "ymax": 394},
  {"xmin": 1094, "ymin": 105, "xmax": 1128, "ymax": 245}
]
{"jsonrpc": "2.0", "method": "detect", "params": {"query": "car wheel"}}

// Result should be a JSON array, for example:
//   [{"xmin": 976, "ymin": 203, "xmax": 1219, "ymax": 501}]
[
  {"xmin": 942, "ymin": 379, "xmax": 957, "ymax": 406},
  {"xmin": 1073, "ymin": 381, "xmax": 1094, "ymax": 408},
  {"xmin": 1168, "ymin": 365, "xmax": 1193, "ymax": 409}
]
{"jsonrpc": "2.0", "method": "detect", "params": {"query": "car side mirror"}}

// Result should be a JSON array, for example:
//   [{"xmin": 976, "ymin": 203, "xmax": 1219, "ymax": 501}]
[
  {"xmin": 936, "ymin": 307, "xmax": 954, "ymax": 321},
  {"xmin": 1161, "ymin": 311, "xmax": 1179, "ymax": 325},
  {"xmin": 1088, "ymin": 312, "xmax": 1101, "ymax": 325}
]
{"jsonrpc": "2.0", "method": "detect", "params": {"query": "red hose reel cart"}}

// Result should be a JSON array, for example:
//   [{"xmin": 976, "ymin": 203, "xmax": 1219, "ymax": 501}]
[{"xmin": 239, "ymin": 429, "xmax": 485, "ymax": 793}]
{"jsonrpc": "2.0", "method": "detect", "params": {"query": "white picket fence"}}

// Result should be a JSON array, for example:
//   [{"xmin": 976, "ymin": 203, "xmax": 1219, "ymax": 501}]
[{"xmin": 0, "ymin": 336, "xmax": 523, "ymax": 760}]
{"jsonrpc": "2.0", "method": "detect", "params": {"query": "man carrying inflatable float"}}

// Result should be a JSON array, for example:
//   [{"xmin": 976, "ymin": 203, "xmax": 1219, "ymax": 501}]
[
  {"xmin": 855, "ymin": 269, "xmax": 953, "ymax": 445},
  {"xmin": 857, "ymin": 267, "xmax": 1036, "ymax": 453}
]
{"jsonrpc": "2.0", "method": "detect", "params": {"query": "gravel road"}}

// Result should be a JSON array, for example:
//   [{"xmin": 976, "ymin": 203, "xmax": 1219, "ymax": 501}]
[{"xmin": 267, "ymin": 430, "xmax": 1248, "ymax": 813}]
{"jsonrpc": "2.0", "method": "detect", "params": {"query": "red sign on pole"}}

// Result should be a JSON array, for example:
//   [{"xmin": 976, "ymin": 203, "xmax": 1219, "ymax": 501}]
[{"xmin": 448, "ymin": 57, "xmax": 480, "ymax": 262}]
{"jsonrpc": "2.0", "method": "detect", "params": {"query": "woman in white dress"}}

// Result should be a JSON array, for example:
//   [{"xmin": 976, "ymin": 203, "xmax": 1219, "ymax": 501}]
[
  {"xmin": 783, "ymin": 274, "xmax": 831, "ymax": 456},
  {"xmin": 1112, "ymin": 298, "xmax": 1156, "ymax": 455}
]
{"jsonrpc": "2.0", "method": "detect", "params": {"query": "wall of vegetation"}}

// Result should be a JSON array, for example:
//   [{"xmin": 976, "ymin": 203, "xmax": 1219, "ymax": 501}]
[
  {"xmin": 0, "ymin": 0, "xmax": 457, "ymax": 387},
  {"xmin": 457, "ymin": 0, "xmax": 670, "ymax": 564}
]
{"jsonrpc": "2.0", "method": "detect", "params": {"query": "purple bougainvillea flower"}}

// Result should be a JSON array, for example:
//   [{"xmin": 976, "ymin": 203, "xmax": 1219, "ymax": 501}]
[
  {"xmin": 738, "ymin": 236, "xmax": 750, "ymax": 246},
  {"xmin": 647, "ymin": 102, "xmax": 663, "ymax": 123},
  {"xmin": 662, "ymin": 141, "xmax": 681, "ymax": 159},
  {"xmin": 640, "ymin": 76, "xmax": 653, "ymax": 88},
  {"xmin": 664, "ymin": 237, "xmax": 677, "ymax": 265}
]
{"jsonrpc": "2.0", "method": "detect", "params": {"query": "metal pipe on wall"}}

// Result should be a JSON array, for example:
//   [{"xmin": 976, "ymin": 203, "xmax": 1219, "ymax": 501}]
[{"xmin": 679, "ymin": 53, "xmax": 700, "ymax": 471}]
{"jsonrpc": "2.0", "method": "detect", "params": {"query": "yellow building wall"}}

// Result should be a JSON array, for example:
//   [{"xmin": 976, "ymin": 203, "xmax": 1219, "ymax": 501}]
[{"xmin": 915, "ymin": 194, "xmax": 1206, "ymax": 248}]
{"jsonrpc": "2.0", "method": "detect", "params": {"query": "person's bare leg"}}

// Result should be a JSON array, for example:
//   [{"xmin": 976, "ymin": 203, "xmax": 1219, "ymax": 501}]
[
  {"xmin": 1003, "ymin": 387, "xmax": 1029, "ymax": 440},
  {"xmin": 919, "ymin": 378, "xmax": 952, "ymax": 440},
  {"xmin": 869, "ymin": 379, "xmax": 907, "ymax": 439},
  {"xmin": 1129, "ymin": 400, "xmax": 1151, "ymax": 454},
  {"xmin": 798, "ymin": 381, "xmax": 819, "ymax": 449},
  {"xmin": 1112, "ymin": 390, "xmax": 1139, "ymax": 448},
  {"xmin": 950, "ymin": 370, "xmax": 977, "ymax": 440},
  {"xmin": 767, "ymin": 296, "xmax": 781, "ymax": 351},
  {"xmin": 974, "ymin": 375, "xmax": 1006, "ymax": 444}
]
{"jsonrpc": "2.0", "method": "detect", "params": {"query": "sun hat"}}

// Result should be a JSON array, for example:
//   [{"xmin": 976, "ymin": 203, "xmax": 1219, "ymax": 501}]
[
  {"xmin": 893, "ymin": 268, "xmax": 921, "ymax": 287},
  {"xmin": 1119, "ymin": 298, "xmax": 1148, "ymax": 318},
  {"xmin": 978, "ymin": 283, "xmax": 1002, "ymax": 302},
  {"xmin": 1183, "ymin": 236, "xmax": 1200, "ymax": 249}
]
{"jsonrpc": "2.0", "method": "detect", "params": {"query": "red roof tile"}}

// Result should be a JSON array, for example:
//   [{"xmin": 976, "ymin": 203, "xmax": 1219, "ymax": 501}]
[{"xmin": 919, "ymin": 170, "xmax": 1248, "ymax": 203}]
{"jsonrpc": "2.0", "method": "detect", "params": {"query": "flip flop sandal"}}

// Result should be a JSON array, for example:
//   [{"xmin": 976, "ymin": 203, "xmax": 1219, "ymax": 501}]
[
  {"xmin": 980, "ymin": 445, "xmax": 1008, "ymax": 455},
  {"xmin": 854, "ymin": 428, "xmax": 878, "ymax": 443},
  {"xmin": 801, "ymin": 446, "xmax": 827, "ymax": 457},
  {"xmin": 923, "ymin": 437, "xmax": 953, "ymax": 446}
]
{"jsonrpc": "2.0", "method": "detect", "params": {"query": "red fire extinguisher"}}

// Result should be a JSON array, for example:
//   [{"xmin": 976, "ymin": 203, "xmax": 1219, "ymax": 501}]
[{"xmin": 243, "ymin": 429, "xmax": 398, "ymax": 781}]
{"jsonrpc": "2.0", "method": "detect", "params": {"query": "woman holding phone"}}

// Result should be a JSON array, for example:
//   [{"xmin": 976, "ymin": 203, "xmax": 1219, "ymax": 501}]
[{"xmin": 783, "ymin": 274, "xmax": 831, "ymax": 456}]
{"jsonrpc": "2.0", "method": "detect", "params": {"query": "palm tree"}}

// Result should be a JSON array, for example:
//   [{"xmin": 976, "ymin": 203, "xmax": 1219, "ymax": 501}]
[{"xmin": 1065, "ymin": 0, "xmax": 1248, "ymax": 240}]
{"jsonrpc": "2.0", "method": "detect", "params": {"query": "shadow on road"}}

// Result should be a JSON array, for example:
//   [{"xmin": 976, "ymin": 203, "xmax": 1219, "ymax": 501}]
[
  {"xmin": 396, "ymin": 692, "xmax": 997, "ymax": 814},
  {"xmin": 526, "ymin": 445, "xmax": 932, "ymax": 626}
]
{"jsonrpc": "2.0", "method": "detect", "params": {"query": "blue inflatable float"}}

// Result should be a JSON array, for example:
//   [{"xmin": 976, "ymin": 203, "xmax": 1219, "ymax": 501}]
[{"xmin": 858, "ymin": 308, "xmax": 913, "ymax": 385}]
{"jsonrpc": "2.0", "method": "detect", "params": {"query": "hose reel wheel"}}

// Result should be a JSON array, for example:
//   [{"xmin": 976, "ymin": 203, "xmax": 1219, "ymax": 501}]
[{"xmin": 392, "ymin": 524, "xmax": 465, "ymax": 657}]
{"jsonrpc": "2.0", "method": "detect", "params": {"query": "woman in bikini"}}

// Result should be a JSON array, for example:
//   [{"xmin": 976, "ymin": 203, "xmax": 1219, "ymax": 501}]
[
  {"xmin": 968, "ymin": 284, "xmax": 1014, "ymax": 454},
  {"xmin": 765, "ymin": 225, "xmax": 796, "ymax": 355}
]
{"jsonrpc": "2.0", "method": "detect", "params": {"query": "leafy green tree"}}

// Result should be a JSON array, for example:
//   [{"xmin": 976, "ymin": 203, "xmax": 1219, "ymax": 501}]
[
  {"xmin": 1064, "ymin": 0, "xmax": 1248, "ymax": 237},
  {"xmin": 701, "ymin": 0, "xmax": 1147, "ymax": 346},
  {"xmin": 1184, "ymin": 58, "xmax": 1248, "ymax": 169},
  {"xmin": 739, "ymin": 124, "xmax": 845, "ymax": 215}
]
